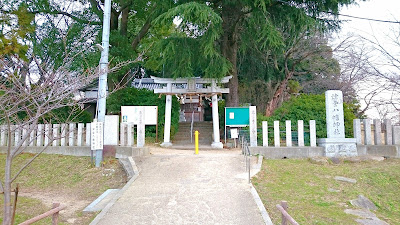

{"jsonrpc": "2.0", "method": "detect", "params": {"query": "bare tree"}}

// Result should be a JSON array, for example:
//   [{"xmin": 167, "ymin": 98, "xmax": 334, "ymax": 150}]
[
  {"xmin": 0, "ymin": 54, "xmax": 100, "ymax": 224},
  {"xmin": 334, "ymin": 24, "xmax": 400, "ymax": 121}
]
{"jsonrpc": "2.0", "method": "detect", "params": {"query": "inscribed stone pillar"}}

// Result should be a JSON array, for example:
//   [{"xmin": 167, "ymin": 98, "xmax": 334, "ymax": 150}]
[
  {"xmin": 161, "ymin": 82, "xmax": 172, "ymax": 147},
  {"xmin": 286, "ymin": 120, "xmax": 292, "ymax": 147},
  {"xmin": 353, "ymin": 119, "xmax": 362, "ymax": 145},
  {"xmin": 274, "ymin": 121, "xmax": 280, "ymax": 147},
  {"xmin": 211, "ymin": 80, "xmax": 223, "ymax": 148},
  {"xmin": 249, "ymin": 106, "xmax": 257, "ymax": 147},
  {"xmin": 384, "ymin": 119, "xmax": 392, "ymax": 145},
  {"xmin": 373, "ymin": 119, "xmax": 382, "ymax": 145},
  {"xmin": 364, "ymin": 119, "xmax": 372, "ymax": 145},
  {"xmin": 326, "ymin": 90, "xmax": 345, "ymax": 138},
  {"xmin": 262, "ymin": 121, "xmax": 268, "ymax": 147},
  {"xmin": 298, "ymin": 120, "xmax": 304, "ymax": 147},
  {"xmin": 317, "ymin": 90, "xmax": 357, "ymax": 157},
  {"xmin": 137, "ymin": 106, "xmax": 145, "ymax": 147}
]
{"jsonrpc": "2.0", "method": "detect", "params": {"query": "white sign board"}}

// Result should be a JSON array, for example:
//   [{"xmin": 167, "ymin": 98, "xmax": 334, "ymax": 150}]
[
  {"xmin": 121, "ymin": 106, "xmax": 158, "ymax": 125},
  {"xmin": 230, "ymin": 128, "xmax": 238, "ymax": 139},
  {"xmin": 91, "ymin": 121, "xmax": 103, "ymax": 150}
]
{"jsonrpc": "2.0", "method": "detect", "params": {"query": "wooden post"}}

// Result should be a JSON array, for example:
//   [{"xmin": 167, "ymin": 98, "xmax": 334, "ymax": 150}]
[
  {"xmin": 281, "ymin": 201, "xmax": 288, "ymax": 225},
  {"xmin": 52, "ymin": 203, "xmax": 60, "ymax": 225}
]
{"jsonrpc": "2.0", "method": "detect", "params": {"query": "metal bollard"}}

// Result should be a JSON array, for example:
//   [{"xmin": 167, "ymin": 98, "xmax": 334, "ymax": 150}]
[{"xmin": 195, "ymin": 130, "xmax": 199, "ymax": 155}]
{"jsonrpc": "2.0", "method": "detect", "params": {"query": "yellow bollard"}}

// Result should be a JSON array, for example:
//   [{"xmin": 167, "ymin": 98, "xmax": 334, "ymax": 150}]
[{"xmin": 195, "ymin": 130, "xmax": 199, "ymax": 155}]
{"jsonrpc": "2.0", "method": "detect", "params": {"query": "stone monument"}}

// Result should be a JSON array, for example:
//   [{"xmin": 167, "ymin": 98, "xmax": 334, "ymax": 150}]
[{"xmin": 317, "ymin": 90, "xmax": 357, "ymax": 157}]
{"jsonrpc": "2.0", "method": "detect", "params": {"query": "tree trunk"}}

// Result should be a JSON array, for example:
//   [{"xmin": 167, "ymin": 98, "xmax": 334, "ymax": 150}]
[
  {"xmin": 131, "ymin": 16, "xmax": 152, "ymax": 50},
  {"xmin": 3, "ymin": 155, "xmax": 13, "ymax": 225},
  {"xmin": 221, "ymin": 3, "xmax": 242, "ymax": 107},
  {"xmin": 265, "ymin": 75, "xmax": 291, "ymax": 116},
  {"xmin": 120, "ymin": 7, "xmax": 129, "ymax": 36}
]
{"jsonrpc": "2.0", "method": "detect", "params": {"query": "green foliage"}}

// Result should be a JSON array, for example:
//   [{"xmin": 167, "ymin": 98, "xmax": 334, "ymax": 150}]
[
  {"xmin": 258, "ymin": 94, "xmax": 356, "ymax": 138},
  {"xmin": 146, "ymin": 2, "xmax": 231, "ymax": 79},
  {"xmin": 39, "ymin": 106, "xmax": 93, "ymax": 124},
  {"xmin": 107, "ymin": 87, "xmax": 180, "ymax": 139}
]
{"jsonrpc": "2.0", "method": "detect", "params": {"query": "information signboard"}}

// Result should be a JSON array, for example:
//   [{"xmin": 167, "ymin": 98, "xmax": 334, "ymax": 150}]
[
  {"xmin": 225, "ymin": 107, "xmax": 250, "ymax": 127},
  {"xmin": 121, "ymin": 106, "xmax": 158, "ymax": 125},
  {"xmin": 91, "ymin": 120, "xmax": 103, "ymax": 150}
]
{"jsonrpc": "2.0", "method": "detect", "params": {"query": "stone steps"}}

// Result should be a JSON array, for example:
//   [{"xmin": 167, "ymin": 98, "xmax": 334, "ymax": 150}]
[{"xmin": 173, "ymin": 122, "xmax": 213, "ymax": 145}]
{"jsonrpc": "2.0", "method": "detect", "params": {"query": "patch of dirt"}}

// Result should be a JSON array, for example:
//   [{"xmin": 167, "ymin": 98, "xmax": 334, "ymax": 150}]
[{"xmin": 19, "ymin": 190, "xmax": 93, "ymax": 224}]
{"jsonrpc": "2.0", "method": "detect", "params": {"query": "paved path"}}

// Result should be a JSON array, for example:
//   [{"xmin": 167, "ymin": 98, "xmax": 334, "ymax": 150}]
[{"xmin": 96, "ymin": 148, "xmax": 265, "ymax": 225}]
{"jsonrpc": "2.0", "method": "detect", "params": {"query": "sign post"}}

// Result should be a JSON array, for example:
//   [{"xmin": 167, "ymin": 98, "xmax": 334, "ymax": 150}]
[{"xmin": 91, "ymin": 119, "xmax": 104, "ymax": 151}]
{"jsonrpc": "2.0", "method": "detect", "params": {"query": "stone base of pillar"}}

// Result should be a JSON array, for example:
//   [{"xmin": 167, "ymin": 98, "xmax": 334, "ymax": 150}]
[
  {"xmin": 317, "ymin": 138, "xmax": 357, "ymax": 157},
  {"xmin": 160, "ymin": 142, "xmax": 173, "ymax": 148},
  {"xmin": 211, "ymin": 142, "xmax": 223, "ymax": 149}
]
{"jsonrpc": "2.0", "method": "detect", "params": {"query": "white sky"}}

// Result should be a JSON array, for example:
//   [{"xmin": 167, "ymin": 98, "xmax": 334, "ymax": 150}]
[{"xmin": 331, "ymin": 0, "xmax": 400, "ymax": 121}]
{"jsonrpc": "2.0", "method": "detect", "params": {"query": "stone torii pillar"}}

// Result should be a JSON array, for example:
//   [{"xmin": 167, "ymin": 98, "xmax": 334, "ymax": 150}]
[
  {"xmin": 211, "ymin": 80, "xmax": 223, "ymax": 148},
  {"xmin": 161, "ymin": 82, "xmax": 173, "ymax": 147}
]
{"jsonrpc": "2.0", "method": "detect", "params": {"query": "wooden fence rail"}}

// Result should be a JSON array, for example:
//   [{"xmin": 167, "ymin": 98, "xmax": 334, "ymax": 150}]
[
  {"xmin": 18, "ymin": 203, "xmax": 66, "ymax": 225},
  {"xmin": 276, "ymin": 201, "xmax": 299, "ymax": 225}
]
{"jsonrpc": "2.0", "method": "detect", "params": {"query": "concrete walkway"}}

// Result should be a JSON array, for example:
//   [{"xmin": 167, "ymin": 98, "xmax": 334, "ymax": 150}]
[{"xmin": 93, "ymin": 147, "xmax": 266, "ymax": 225}]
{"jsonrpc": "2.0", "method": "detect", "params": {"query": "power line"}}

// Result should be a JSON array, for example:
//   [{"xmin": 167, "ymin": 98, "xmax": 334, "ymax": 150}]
[
  {"xmin": 274, "ymin": 0, "xmax": 400, "ymax": 24},
  {"xmin": 332, "ymin": 13, "xmax": 400, "ymax": 24}
]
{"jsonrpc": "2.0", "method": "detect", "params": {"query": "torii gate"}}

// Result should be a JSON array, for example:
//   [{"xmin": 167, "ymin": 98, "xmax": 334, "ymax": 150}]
[{"xmin": 151, "ymin": 76, "xmax": 232, "ymax": 149}]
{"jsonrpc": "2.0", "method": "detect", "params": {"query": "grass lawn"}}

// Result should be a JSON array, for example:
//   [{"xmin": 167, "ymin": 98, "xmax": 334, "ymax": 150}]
[
  {"xmin": 253, "ymin": 158, "xmax": 400, "ymax": 225},
  {"xmin": 0, "ymin": 153, "xmax": 127, "ymax": 224}
]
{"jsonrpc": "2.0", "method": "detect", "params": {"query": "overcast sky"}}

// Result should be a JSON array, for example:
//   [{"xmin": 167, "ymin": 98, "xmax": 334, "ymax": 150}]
[{"xmin": 331, "ymin": 0, "xmax": 400, "ymax": 120}]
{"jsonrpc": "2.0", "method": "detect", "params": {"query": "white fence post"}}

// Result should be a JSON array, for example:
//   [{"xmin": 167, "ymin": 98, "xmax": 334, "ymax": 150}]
[
  {"xmin": 85, "ymin": 123, "xmax": 91, "ymax": 146},
  {"xmin": 353, "ymin": 119, "xmax": 362, "ymax": 145},
  {"xmin": 44, "ymin": 124, "xmax": 51, "ymax": 146},
  {"xmin": 310, "ymin": 120, "xmax": 316, "ymax": 147},
  {"xmin": 61, "ymin": 124, "xmax": 67, "ymax": 146},
  {"xmin": 384, "ymin": 119, "xmax": 392, "ymax": 145},
  {"xmin": 69, "ymin": 123, "xmax": 75, "ymax": 146},
  {"xmin": 22, "ymin": 125, "xmax": 28, "ymax": 146},
  {"xmin": 29, "ymin": 124, "xmax": 35, "ymax": 146},
  {"xmin": 298, "ymin": 120, "xmax": 304, "ymax": 147},
  {"xmin": 363, "ymin": 119, "xmax": 372, "ymax": 145},
  {"xmin": 14, "ymin": 126, "xmax": 20, "ymax": 146},
  {"xmin": 37, "ymin": 124, "xmax": 43, "ymax": 147},
  {"xmin": 120, "ymin": 123, "xmax": 126, "ymax": 146},
  {"xmin": 274, "ymin": 121, "xmax": 280, "ymax": 147},
  {"xmin": 53, "ymin": 124, "xmax": 59, "ymax": 146},
  {"xmin": 286, "ymin": 120, "xmax": 292, "ymax": 147},
  {"xmin": 262, "ymin": 121, "xmax": 268, "ymax": 147},
  {"xmin": 373, "ymin": 119, "xmax": 382, "ymax": 145},
  {"xmin": 127, "ymin": 123, "xmax": 134, "ymax": 146},
  {"xmin": 77, "ymin": 123, "xmax": 84, "ymax": 146},
  {"xmin": 0, "ymin": 125, "xmax": 6, "ymax": 146}
]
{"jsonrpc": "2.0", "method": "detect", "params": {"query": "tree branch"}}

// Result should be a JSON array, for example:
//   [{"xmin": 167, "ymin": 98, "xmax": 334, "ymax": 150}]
[{"xmin": 31, "ymin": 10, "xmax": 101, "ymax": 25}]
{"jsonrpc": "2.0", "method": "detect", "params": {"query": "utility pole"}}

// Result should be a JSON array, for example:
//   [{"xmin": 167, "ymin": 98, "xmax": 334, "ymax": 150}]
[{"xmin": 96, "ymin": 0, "xmax": 111, "ymax": 167}]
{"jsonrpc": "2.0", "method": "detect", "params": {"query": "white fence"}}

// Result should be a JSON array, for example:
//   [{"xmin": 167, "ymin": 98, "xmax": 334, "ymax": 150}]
[
  {"xmin": 353, "ymin": 119, "xmax": 400, "ymax": 145},
  {"xmin": 261, "ymin": 120, "xmax": 317, "ymax": 147},
  {"xmin": 0, "ymin": 122, "xmax": 137, "ymax": 147}
]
